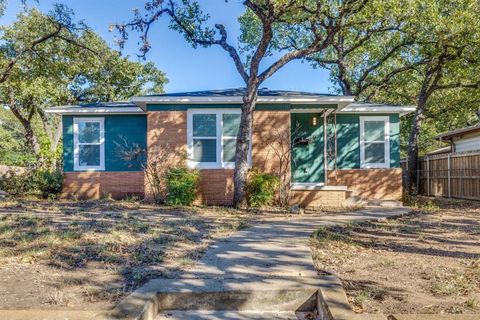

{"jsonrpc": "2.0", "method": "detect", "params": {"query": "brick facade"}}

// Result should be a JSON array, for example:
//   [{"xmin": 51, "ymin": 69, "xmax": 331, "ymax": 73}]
[
  {"xmin": 327, "ymin": 168, "xmax": 403, "ymax": 200},
  {"xmin": 147, "ymin": 111, "xmax": 187, "ymax": 159},
  {"xmin": 62, "ymin": 109, "xmax": 403, "ymax": 207},
  {"xmin": 195, "ymin": 169, "xmax": 234, "ymax": 205},
  {"xmin": 252, "ymin": 110, "xmax": 291, "ymax": 174},
  {"xmin": 61, "ymin": 171, "xmax": 145, "ymax": 199},
  {"xmin": 290, "ymin": 190, "xmax": 346, "ymax": 207}
]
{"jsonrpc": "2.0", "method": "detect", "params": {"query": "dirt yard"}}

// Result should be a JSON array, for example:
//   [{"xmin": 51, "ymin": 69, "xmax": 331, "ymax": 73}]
[
  {"xmin": 0, "ymin": 199, "xmax": 252, "ymax": 310},
  {"xmin": 310, "ymin": 197, "xmax": 480, "ymax": 315}
]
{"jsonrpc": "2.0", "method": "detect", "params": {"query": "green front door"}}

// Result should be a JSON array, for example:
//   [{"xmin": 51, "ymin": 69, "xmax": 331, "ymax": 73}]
[{"xmin": 291, "ymin": 113, "xmax": 324, "ymax": 183}]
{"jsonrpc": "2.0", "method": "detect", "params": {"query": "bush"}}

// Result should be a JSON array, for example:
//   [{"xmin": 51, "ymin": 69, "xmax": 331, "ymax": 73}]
[
  {"xmin": 165, "ymin": 167, "xmax": 200, "ymax": 206},
  {"xmin": 246, "ymin": 170, "xmax": 279, "ymax": 208},
  {"xmin": 0, "ymin": 169, "xmax": 63, "ymax": 198}
]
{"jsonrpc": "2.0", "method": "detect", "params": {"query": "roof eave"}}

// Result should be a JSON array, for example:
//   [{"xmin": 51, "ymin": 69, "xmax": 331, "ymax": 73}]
[
  {"xmin": 45, "ymin": 106, "xmax": 145, "ymax": 115},
  {"xmin": 338, "ymin": 104, "xmax": 416, "ymax": 116},
  {"xmin": 131, "ymin": 95, "xmax": 356, "ymax": 105},
  {"xmin": 435, "ymin": 126, "xmax": 480, "ymax": 141}
]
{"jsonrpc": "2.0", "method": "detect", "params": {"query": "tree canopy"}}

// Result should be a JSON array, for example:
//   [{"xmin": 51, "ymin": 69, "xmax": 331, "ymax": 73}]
[
  {"xmin": 0, "ymin": 6, "xmax": 168, "ymax": 167},
  {"xmin": 117, "ymin": 0, "xmax": 378, "ymax": 206}
]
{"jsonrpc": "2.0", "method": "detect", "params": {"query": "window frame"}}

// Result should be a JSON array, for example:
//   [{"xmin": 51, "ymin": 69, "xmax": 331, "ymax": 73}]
[
  {"xmin": 187, "ymin": 109, "xmax": 251, "ymax": 169},
  {"xmin": 359, "ymin": 116, "xmax": 390, "ymax": 169},
  {"xmin": 73, "ymin": 117, "xmax": 105, "ymax": 171}
]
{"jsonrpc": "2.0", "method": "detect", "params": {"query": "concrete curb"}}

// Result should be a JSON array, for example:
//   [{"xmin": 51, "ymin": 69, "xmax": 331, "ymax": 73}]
[
  {"xmin": 0, "ymin": 310, "xmax": 101, "ymax": 320},
  {"xmin": 95, "ymin": 281, "xmax": 160, "ymax": 320},
  {"xmin": 316, "ymin": 274, "xmax": 479, "ymax": 320}
]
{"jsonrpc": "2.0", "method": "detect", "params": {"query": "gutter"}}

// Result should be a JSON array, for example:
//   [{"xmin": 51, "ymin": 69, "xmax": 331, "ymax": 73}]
[
  {"xmin": 45, "ymin": 107, "xmax": 145, "ymax": 115},
  {"xmin": 131, "ymin": 95, "xmax": 356, "ymax": 111}
]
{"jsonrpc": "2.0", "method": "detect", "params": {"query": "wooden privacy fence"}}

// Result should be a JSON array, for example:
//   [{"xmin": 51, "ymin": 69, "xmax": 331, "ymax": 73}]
[{"xmin": 403, "ymin": 151, "xmax": 480, "ymax": 200}]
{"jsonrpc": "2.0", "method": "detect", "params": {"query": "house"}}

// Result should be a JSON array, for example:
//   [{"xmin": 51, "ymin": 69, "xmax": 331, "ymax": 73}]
[
  {"xmin": 435, "ymin": 124, "xmax": 480, "ymax": 154},
  {"xmin": 46, "ymin": 89, "xmax": 415, "ymax": 207}
]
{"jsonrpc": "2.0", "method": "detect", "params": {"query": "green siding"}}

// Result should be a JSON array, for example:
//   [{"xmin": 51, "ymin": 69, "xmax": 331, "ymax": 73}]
[
  {"xmin": 291, "ymin": 113, "xmax": 325, "ymax": 183},
  {"xmin": 330, "ymin": 114, "xmax": 400, "ymax": 169},
  {"xmin": 63, "ymin": 115, "xmax": 147, "ymax": 172}
]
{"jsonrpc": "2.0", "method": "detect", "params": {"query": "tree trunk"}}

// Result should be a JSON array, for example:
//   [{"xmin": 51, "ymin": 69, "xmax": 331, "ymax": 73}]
[
  {"xmin": 9, "ymin": 103, "xmax": 42, "ymax": 162},
  {"xmin": 406, "ymin": 90, "xmax": 428, "ymax": 196},
  {"xmin": 233, "ymin": 83, "xmax": 259, "ymax": 207}
]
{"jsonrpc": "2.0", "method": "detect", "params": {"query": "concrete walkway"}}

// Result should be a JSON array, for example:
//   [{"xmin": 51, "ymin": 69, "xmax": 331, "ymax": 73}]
[
  {"xmin": 113, "ymin": 207, "xmax": 411, "ymax": 320},
  {"xmin": 184, "ymin": 207, "xmax": 410, "ymax": 280}
]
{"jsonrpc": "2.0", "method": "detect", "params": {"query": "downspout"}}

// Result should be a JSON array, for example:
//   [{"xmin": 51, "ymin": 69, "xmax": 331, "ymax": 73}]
[
  {"xmin": 334, "ymin": 110, "xmax": 338, "ymax": 184},
  {"xmin": 323, "ymin": 110, "xmax": 328, "ymax": 186}
]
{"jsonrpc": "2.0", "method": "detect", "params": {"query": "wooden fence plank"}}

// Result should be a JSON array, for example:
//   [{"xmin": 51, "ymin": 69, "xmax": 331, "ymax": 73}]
[{"xmin": 403, "ymin": 151, "xmax": 480, "ymax": 200}]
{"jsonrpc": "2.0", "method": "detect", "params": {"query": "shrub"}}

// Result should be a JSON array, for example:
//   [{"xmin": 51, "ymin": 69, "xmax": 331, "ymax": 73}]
[
  {"xmin": 246, "ymin": 170, "xmax": 279, "ymax": 208},
  {"xmin": 0, "ymin": 169, "xmax": 63, "ymax": 198},
  {"xmin": 165, "ymin": 167, "xmax": 200, "ymax": 206}
]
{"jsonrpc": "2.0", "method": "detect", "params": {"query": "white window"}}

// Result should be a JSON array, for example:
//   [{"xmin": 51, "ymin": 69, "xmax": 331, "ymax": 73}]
[
  {"xmin": 187, "ymin": 109, "xmax": 249, "ymax": 169},
  {"xmin": 73, "ymin": 117, "xmax": 105, "ymax": 171},
  {"xmin": 360, "ymin": 116, "xmax": 390, "ymax": 168}
]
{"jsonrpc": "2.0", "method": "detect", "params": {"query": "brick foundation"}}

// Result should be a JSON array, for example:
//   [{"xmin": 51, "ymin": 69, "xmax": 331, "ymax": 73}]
[
  {"xmin": 61, "ymin": 171, "xmax": 145, "ymax": 200},
  {"xmin": 195, "ymin": 169, "xmax": 234, "ymax": 206},
  {"xmin": 327, "ymin": 168, "xmax": 403, "ymax": 200},
  {"xmin": 290, "ymin": 190, "xmax": 346, "ymax": 207}
]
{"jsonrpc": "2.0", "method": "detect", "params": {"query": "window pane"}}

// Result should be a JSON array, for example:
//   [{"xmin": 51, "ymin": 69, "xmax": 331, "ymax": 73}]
[
  {"xmin": 79, "ymin": 145, "xmax": 100, "ymax": 166},
  {"xmin": 222, "ymin": 114, "xmax": 240, "ymax": 137},
  {"xmin": 78, "ymin": 122, "xmax": 100, "ymax": 143},
  {"xmin": 365, "ymin": 142, "xmax": 385, "ymax": 164},
  {"xmin": 193, "ymin": 139, "xmax": 216, "ymax": 162},
  {"xmin": 364, "ymin": 120, "xmax": 385, "ymax": 142},
  {"xmin": 193, "ymin": 114, "xmax": 216, "ymax": 137},
  {"xmin": 223, "ymin": 139, "xmax": 236, "ymax": 162}
]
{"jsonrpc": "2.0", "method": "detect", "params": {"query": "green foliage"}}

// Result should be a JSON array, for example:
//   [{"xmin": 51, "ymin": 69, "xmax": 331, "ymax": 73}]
[
  {"xmin": 0, "ymin": 7, "xmax": 168, "ymax": 168},
  {"xmin": 0, "ymin": 169, "xmax": 63, "ymax": 198},
  {"xmin": 246, "ymin": 170, "xmax": 279, "ymax": 208},
  {"xmin": 165, "ymin": 167, "xmax": 200, "ymax": 206}
]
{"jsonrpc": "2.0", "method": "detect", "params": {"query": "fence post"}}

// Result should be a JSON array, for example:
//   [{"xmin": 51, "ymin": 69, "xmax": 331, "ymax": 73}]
[
  {"xmin": 416, "ymin": 159, "xmax": 420, "ymax": 195},
  {"xmin": 427, "ymin": 156, "xmax": 430, "ymax": 196},
  {"xmin": 460, "ymin": 168, "xmax": 464, "ymax": 198},
  {"xmin": 447, "ymin": 154, "xmax": 451, "ymax": 198}
]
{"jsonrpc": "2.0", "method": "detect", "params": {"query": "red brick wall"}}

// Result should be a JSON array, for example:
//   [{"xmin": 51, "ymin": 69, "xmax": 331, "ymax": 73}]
[
  {"xmin": 61, "ymin": 171, "xmax": 145, "ymax": 200},
  {"xmin": 147, "ymin": 111, "xmax": 187, "ymax": 158},
  {"xmin": 145, "ymin": 111, "xmax": 187, "ymax": 199},
  {"xmin": 327, "ymin": 168, "xmax": 403, "ymax": 200},
  {"xmin": 252, "ymin": 110, "xmax": 291, "ymax": 174},
  {"xmin": 195, "ymin": 169, "xmax": 234, "ymax": 206},
  {"xmin": 290, "ymin": 190, "xmax": 346, "ymax": 208}
]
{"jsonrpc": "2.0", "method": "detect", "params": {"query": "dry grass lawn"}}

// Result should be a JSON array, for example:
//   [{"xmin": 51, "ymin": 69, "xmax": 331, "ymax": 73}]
[
  {"xmin": 310, "ymin": 197, "xmax": 480, "ymax": 315},
  {"xmin": 0, "ymin": 199, "xmax": 252, "ymax": 310}
]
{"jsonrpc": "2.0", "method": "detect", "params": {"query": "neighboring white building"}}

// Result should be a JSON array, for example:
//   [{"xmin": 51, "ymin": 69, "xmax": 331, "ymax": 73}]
[{"xmin": 436, "ymin": 125, "xmax": 480, "ymax": 153}]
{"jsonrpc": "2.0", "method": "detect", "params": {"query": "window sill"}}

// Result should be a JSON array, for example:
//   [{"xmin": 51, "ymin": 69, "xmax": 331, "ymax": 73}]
[
  {"xmin": 360, "ymin": 164, "xmax": 391, "ymax": 169},
  {"xmin": 187, "ymin": 161, "xmax": 235, "ymax": 170},
  {"xmin": 73, "ymin": 167, "xmax": 105, "ymax": 172}
]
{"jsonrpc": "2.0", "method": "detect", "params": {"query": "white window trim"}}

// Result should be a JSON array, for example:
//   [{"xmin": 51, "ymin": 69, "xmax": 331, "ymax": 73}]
[
  {"xmin": 360, "ymin": 116, "xmax": 390, "ymax": 169},
  {"xmin": 187, "ymin": 109, "xmax": 252, "ymax": 169},
  {"xmin": 73, "ymin": 117, "xmax": 105, "ymax": 171}
]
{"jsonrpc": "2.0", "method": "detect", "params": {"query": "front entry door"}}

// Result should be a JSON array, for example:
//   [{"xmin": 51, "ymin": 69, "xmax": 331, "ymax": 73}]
[{"xmin": 291, "ymin": 113, "xmax": 324, "ymax": 183}]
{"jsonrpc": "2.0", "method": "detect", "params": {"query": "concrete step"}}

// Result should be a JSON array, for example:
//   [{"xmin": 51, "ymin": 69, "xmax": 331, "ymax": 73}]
[
  {"xmin": 109, "ymin": 277, "xmax": 323, "ymax": 320},
  {"xmin": 148, "ymin": 277, "xmax": 321, "ymax": 312},
  {"xmin": 156, "ymin": 310, "xmax": 316, "ymax": 320},
  {"xmin": 364, "ymin": 199, "xmax": 404, "ymax": 207}
]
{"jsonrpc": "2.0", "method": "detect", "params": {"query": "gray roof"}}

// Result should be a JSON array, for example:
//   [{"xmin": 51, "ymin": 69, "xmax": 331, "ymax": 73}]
[
  {"xmin": 436, "ymin": 124, "xmax": 480, "ymax": 140},
  {"xmin": 73, "ymin": 102, "xmax": 137, "ymax": 108},
  {"xmin": 140, "ymin": 88, "xmax": 341, "ymax": 98}
]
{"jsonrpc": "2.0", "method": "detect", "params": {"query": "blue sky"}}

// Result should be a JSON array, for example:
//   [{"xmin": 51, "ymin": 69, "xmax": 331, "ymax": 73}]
[{"xmin": 2, "ymin": 0, "xmax": 334, "ymax": 94}]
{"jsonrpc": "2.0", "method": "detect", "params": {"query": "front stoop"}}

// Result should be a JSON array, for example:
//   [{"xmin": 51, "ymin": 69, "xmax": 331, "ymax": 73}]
[
  {"xmin": 101, "ymin": 277, "xmax": 324, "ymax": 320},
  {"xmin": 155, "ymin": 311, "xmax": 310, "ymax": 319}
]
